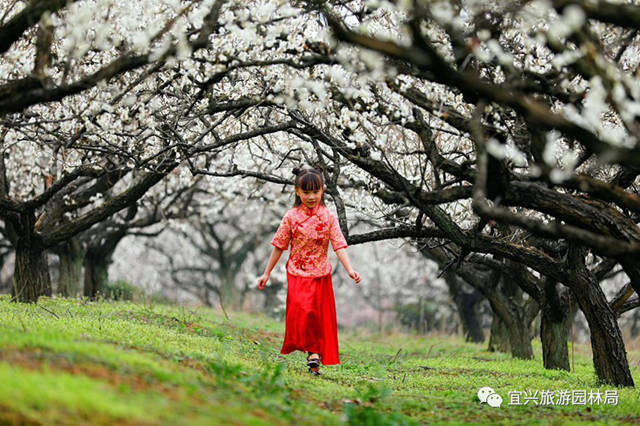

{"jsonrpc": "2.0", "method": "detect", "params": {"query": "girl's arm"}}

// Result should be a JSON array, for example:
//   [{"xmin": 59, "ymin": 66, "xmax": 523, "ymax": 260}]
[
  {"xmin": 335, "ymin": 248, "xmax": 362, "ymax": 284},
  {"xmin": 257, "ymin": 247, "xmax": 284, "ymax": 290}
]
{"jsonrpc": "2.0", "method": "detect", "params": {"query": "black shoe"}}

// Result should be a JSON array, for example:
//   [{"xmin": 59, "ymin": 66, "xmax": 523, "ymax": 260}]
[
  {"xmin": 306, "ymin": 353, "xmax": 320, "ymax": 369},
  {"xmin": 308, "ymin": 366, "xmax": 321, "ymax": 376},
  {"xmin": 306, "ymin": 353, "xmax": 321, "ymax": 375}
]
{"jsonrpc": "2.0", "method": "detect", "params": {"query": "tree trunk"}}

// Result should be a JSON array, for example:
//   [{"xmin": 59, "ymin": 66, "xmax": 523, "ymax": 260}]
[
  {"xmin": 488, "ymin": 314, "xmax": 510, "ymax": 353},
  {"xmin": 0, "ymin": 250, "xmax": 12, "ymax": 293},
  {"xmin": 378, "ymin": 281, "xmax": 383, "ymax": 333},
  {"xmin": 83, "ymin": 228, "xmax": 127, "ymax": 300},
  {"xmin": 571, "ymin": 280, "xmax": 634, "ymax": 386},
  {"xmin": 508, "ymin": 326, "xmax": 533, "ymax": 359},
  {"xmin": 540, "ymin": 306, "xmax": 572, "ymax": 371},
  {"xmin": 55, "ymin": 239, "xmax": 84, "ymax": 297},
  {"xmin": 568, "ymin": 247, "xmax": 634, "ymax": 387},
  {"xmin": 631, "ymin": 310, "xmax": 640, "ymax": 338},
  {"xmin": 84, "ymin": 249, "xmax": 109, "ymax": 299},
  {"xmin": 9, "ymin": 210, "xmax": 51, "ymax": 303},
  {"xmin": 486, "ymin": 275, "xmax": 536, "ymax": 359},
  {"xmin": 540, "ymin": 281, "xmax": 574, "ymax": 371},
  {"xmin": 202, "ymin": 287, "xmax": 214, "ymax": 307},
  {"xmin": 444, "ymin": 271, "xmax": 485, "ymax": 343},
  {"xmin": 418, "ymin": 296, "xmax": 425, "ymax": 334},
  {"xmin": 13, "ymin": 240, "xmax": 51, "ymax": 303},
  {"xmin": 502, "ymin": 278, "xmax": 536, "ymax": 360},
  {"xmin": 459, "ymin": 290, "xmax": 485, "ymax": 343},
  {"xmin": 506, "ymin": 311, "xmax": 534, "ymax": 359},
  {"xmin": 487, "ymin": 304, "xmax": 535, "ymax": 359},
  {"xmin": 219, "ymin": 269, "xmax": 243, "ymax": 311}
]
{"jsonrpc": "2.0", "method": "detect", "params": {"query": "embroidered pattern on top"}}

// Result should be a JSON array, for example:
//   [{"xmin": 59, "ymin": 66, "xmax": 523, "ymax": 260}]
[{"xmin": 271, "ymin": 205, "xmax": 348, "ymax": 277}]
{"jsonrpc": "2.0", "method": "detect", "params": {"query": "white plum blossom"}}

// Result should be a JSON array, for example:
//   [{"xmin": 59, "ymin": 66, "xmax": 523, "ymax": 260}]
[{"xmin": 548, "ymin": 4, "xmax": 585, "ymax": 40}]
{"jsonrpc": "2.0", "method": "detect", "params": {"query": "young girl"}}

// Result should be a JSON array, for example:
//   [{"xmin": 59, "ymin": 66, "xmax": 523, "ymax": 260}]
[{"xmin": 257, "ymin": 165, "xmax": 361, "ymax": 376}]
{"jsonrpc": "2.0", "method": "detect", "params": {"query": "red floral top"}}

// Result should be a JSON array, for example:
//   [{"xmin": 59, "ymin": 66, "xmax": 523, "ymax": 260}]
[{"xmin": 271, "ymin": 204, "xmax": 348, "ymax": 277}]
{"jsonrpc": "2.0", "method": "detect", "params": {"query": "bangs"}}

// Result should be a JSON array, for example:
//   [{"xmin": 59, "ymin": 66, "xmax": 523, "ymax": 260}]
[{"xmin": 298, "ymin": 173, "xmax": 323, "ymax": 191}]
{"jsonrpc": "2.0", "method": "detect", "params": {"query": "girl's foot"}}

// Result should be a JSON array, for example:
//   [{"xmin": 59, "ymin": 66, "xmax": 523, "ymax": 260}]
[
  {"xmin": 308, "ymin": 366, "xmax": 321, "ymax": 376},
  {"xmin": 306, "ymin": 352, "xmax": 321, "ymax": 375}
]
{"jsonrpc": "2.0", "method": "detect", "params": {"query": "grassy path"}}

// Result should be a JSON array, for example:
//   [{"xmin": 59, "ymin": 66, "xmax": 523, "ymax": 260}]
[{"xmin": 0, "ymin": 295, "xmax": 639, "ymax": 425}]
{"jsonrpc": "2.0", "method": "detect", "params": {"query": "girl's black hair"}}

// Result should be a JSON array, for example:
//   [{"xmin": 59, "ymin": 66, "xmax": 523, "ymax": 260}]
[{"xmin": 292, "ymin": 165, "xmax": 326, "ymax": 207}]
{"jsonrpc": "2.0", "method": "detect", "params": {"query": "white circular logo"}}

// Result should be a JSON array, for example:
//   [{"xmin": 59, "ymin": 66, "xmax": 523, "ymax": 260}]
[
  {"xmin": 477, "ymin": 387, "xmax": 502, "ymax": 408},
  {"xmin": 477, "ymin": 387, "xmax": 495, "ymax": 403},
  {"xmin": 487, "ymin": 393, "xmax": 503, "ymax": 408}
]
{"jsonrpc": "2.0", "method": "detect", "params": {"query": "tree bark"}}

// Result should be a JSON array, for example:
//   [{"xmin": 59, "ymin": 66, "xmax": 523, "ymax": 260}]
[
  {"xmin": 540, "ymin": 280, "xmax": 574, "ymax": 371},
  {"xmin": 485, "ymin": 274, "xmax": 536, "ymax": 359},
  {"xmin": 631, "ymin": 310, "xmax": 640, "ymax": 338},
  {"xmin": 445, "ymin": 271, "xmax": 485, "ymax": 342},
  {"xmin": 13, "ymin": 239, "xmax": 51, "ymax": 303},
  {"xmin": 572, "ymin": 281, "xmax": 634, "ymax": 386},
  {"xmin": 0, "ymin": 249, "xmax": 12, "ymax": 293},
  {"xmin": 461, "ymin": 291, "xmax": 485, "ymax": 342},
  {"xmin": 568, "ymin": 247, "xmax": 634, "ymax": 387},
  {"xmin": 488, "ymin": 314, "xmax": 510, "ymax": 353},
  {"xmin": 83, "ymin": 248, "xmax": 109, "ymax": 299},
  {"xmin": 540, "ymin": 307, "xmax": 572, "ymax": 371},
  {"xmin": 11, "ymin": 210, "xmax": 51, "ymax": 303},
  {"xmin": 506, "ymin": 311, "xmax": 535, "ymax": 359},
  {"xmin": 83, "ymin": 227, "xmax": 128, "ymax": 300},
  {"xmin": 55, "ymin": 238, "xmax": 84, "ymax": 297}
]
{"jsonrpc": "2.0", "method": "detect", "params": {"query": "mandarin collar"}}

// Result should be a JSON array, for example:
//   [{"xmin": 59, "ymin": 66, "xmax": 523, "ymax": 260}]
[{"xmin": 299, "ymin": 203, "xmax": 321, "ymax": 216}]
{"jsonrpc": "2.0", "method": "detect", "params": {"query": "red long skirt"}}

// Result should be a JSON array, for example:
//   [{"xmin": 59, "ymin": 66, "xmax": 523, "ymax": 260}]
[{"xmin": 280, "ymin": 271, "xmax": 340, "ymax": 365}]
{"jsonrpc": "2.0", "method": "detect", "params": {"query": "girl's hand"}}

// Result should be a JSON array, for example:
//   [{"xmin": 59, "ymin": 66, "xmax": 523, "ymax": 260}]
[
  {"xmin": 348, "ymin": 270, "xmax": 362, "ymax": 285},
  {"xmin": 257, "ymin": 273, "xmax": 270, "ymax": 290}
]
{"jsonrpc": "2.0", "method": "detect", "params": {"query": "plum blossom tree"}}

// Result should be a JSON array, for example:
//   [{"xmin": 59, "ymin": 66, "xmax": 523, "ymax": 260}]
[
  {"xmin": 146, "ymin": 183, "xmax": 285, "ymax": 311},
  {"xmin": 190, "ymin": 0, "xmax": 640, "ymax": 386},
  {"xmin": 79, "ymin": 170, "xmax": 204, "ymax": 299},
  {"xmin": 3, "ymin": 0, "xmax": 639, "ymax": 389},
  {"xmin": 287, "ymin": 0, "xmax": 640, "ymax": 387},
  {"xmin": 0, "ymin": 0, "xmax": 224, "ymax": 301},
  {"xmin": 0, "ymin": 0, "xmax": 317, "ymax": 302}
]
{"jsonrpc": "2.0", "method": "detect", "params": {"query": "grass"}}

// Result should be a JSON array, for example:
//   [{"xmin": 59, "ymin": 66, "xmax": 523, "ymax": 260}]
[{"xmin": 0, "ymin": 295, "xmax": 639, "ymax": 425}]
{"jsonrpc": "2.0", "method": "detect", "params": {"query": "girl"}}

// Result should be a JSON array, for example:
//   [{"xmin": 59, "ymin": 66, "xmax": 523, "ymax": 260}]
[{"xmin": 257, "ymin": 165, "xmax": 361, "ymax": 376}]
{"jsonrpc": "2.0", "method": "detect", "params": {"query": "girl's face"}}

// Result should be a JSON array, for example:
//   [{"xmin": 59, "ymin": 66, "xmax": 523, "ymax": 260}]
[{"xmin": 296, "ymin": 185, "xmax": 324, "ymax": 208}]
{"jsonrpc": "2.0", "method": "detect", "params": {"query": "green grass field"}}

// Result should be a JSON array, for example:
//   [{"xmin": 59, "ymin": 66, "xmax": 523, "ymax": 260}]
[{"xmin": 0, "ymin": 295, "xmax": 639, "ymax": 425}]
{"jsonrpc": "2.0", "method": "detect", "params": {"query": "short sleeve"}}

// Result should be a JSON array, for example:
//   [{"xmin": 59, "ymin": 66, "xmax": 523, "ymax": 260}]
[
  {"xmin": 329, "ymin": 213, "xmax": 348, "ymax": 252},
  {"xmin": 271, "ymin": 213, "xmax": 291, "ymax": 250}
]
